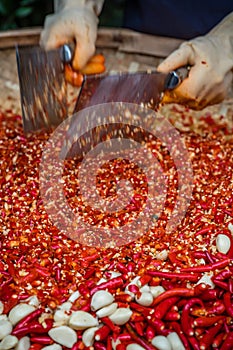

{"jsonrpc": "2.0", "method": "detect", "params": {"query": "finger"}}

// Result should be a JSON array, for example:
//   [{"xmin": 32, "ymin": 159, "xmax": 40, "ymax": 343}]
[
  {"xmin": 157, "ymin": 43, "xmax": 194, "ymax": 73},
  {"xmin": 72, "ymin": 39, "xmax": 96, "ymax": 70}
]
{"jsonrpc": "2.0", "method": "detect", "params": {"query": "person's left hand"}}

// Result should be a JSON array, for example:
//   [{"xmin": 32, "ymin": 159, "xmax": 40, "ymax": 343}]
[{"xmin": 157, "ymin": 19, "xmax": 233, "ymax": 110}]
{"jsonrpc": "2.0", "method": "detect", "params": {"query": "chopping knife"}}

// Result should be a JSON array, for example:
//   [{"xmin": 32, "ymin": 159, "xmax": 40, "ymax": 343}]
[
  {"xmin": 74, "ymin": 67, "xmax": 189, "ymax": 112},
  {"xmin": 16, "ymin": 44, "xmax": 74, "ymax": 133}
]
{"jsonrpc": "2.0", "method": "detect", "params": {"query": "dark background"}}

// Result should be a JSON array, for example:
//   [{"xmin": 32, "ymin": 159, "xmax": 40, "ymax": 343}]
[{"xmin": 0, "ymin": 0, "xmax": 125, "ymax": 31}]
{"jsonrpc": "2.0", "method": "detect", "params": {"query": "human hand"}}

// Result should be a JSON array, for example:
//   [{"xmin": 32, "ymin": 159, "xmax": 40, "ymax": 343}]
[
  {"xmin": 40, "ymin": 4, "xmax": 98, "ymax": 70},
  {"xmin": 157, "ymin": 14, "xmax": 233, "ymax": 109}
]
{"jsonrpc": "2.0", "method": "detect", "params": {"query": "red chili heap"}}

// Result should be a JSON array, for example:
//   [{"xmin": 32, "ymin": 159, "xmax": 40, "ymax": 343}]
[{"xmin": 0, "ymin": 106, "xmax": 233, "ymax": 350}]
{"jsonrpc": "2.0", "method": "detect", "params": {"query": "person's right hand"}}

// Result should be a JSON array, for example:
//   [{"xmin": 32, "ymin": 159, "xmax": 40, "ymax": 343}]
[
  {"xmin": 157, "ymin": 12, "xmax": 233, "ymax": 110},
  {"xmin": 40, "ymin": 4, "xmax": 99, "ymax": 70}
]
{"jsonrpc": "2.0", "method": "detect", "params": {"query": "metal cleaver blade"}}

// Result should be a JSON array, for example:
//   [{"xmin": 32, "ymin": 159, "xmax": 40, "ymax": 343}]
[
  {"xmin": 74, "ymin": 71, "xmax": 167, "ymax": 113},
  {"xmin": 16, "ymin": 45, "xmax": 68, "ymax": 134}
]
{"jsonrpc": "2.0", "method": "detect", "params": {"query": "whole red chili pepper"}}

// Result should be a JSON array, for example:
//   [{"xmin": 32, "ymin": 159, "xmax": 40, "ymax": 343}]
[
  {"xmin": 90, "ymin": 276, "xmax": 123, "ymax": 295},
  {"xmin": 30, "ymin": 336, "xmax": 53, "ymax": 345},
  {"xmin": 205, "ymin": 300, "xmax": 225, "ymax": 315},
  {"xmin": 199, "ymin": 322, "xmax": 223, "ymax": 350},
  {"xmin": 153, "ymin": 296, "xmax": 179, "ymax": 319},
  {"xmin": 145, "ymin": 325, "xmax": 156, "ymax": 340},
  {"xmin": 147, "ymin": 270, "xmax": 200, "ymax": 282},
  {"xmin": 181, "ymin": 258, "xmax": 230, "ymax": 273},
  {"xmin": 132, "ymin": 321, "xmax": 145, "ymax": 337},
  {"xmin": 188, "ymin": 336, "xmax": 200, "ymax": 350},
  {"xmin": 212, "ymin": 332, "xmax": 225, "ymax": 348},
  {"xmin": 12, "ymin": 322, "xmax": 49, "ymax": 337},
  {"xmin": 212, "ymin": 278, "xmax": 229, "ymax": 290},
  {"xmin": 181, "ymin": 298, "xmax": 204, "ymax": 336},
  {"xmin": 95, "ymin": 325, "xmax": 111, "ymax": 342},
  {"xmin": 12, "ymin": 308, "xmax": 44, "ymax": 331},
  {"xmin": 152, "ymin": 287, "xmax": 195, "ymax": 306},
  {"xmin": 220, "ymin": 331, "xmax": 233, "ymax": 350},
  {"xmin": 101, "ymin": 316, "xmax": 121, "ymax": 333},
  {"xmin": 164, "ymin": 310, "xmax": 180, "ymax": 321},
  {"xmin": 223, "ymin": 291, "xmax": 233, "ymax": 317},
  {"xmin": 129, "ymin": 302, "xmax": 153, "ymax": 316},
  {"xmin": 193, "ymin": 315, "xmax": 225, "ymax": 328}
]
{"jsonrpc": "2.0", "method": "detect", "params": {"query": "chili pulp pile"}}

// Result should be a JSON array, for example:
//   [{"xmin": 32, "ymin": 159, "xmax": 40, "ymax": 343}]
[{"xmin": 0, "ymin": 105, "xmax": 233, "ymax": 350}]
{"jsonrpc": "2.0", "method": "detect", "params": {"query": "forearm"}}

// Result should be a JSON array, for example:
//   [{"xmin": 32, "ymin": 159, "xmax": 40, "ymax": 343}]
[{"xmin": 54, "ymin": 0, "xmax": 105, "ymax": 15}]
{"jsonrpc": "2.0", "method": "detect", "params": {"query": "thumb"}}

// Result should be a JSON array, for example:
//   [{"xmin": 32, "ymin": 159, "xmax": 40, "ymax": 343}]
[{"xmin": 157, "ymin": 43, "xmax": 193, "ymax": 73}]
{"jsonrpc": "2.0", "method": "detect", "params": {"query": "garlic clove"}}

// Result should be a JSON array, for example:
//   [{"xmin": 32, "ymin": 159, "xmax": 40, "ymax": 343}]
[
  {"xmin": 14, "ymin": 336, "xmax": 30, "ymax": 350},
  {"xmin": 53, "ymin": 309, "xmax": 70, "ymax": 325},
  {"xmin": 91, "ymin": 290, "xmax": 114, "ymax": 311},
  {"xmin": 127, "ymin": 344, "xmax": 146, "ymax": 350},
  {"xmin": 82, "ymin": 326, "xmax": 99, "ymax": 347},
  {"xmin": 151, "ymin": 335, "xmax": 172, "ymax": 350},
  {"xmin": 109, "ymin": 308, "xmax": 132, "ymax": 325},
  {"xmin": 139, "ymin": 284, "xmax": 150, "ymax": 293},
  {"xmin": 149, "ymin": 285, "xmax": 165, "ymax": 298},
  {"xmin": 48, "ymin": 326, "xmax": 77, "ymax": 348},
  {"xmin": 8, "ymin": 303, "xmax": 35, "ymax": 326},
  {"xmin": 58, "ymin": 302, "xmax": 72, "ymax": 311},
  {"xmin": 68, "ymin": 291, "xmax": 80, "ymax": 303},
  {"xmin": 96, "ymin": 302, "xmax": 118, "ymax": 318},
  {"xmin": 0, "ymin": 335, "xmax": 18, "ymax": 350},
  {"xmin": 155, "ymin": 249, "xmax": 168, "ymax": 261},
  {"xmin": 135, "ymin": 292, "xmax": 153, "ymax": 306},
  {"xmin": 167, "ymin": 332, "xmax": 185, "ymax": 350},
  {"xmin": 0, "ymin": 320, "xmax": 13, "ymax": 340},
  {"xmin": 69, "ymin": 311, "xmax": 98, "ymax": 330},
  {"xmin": 25, "ymin": 295, "xmax": 40, "ymax": 308},
  {"xmin": 41, "ymin": 344, "xmax": 62, "ymax": 350},
  {"xmin": 216, "ymin": 234, "xmax": 231, "ymax": 254},
  {"xmin": 228, "ymin": 222, "xmax": 233, "ymax": 234}
]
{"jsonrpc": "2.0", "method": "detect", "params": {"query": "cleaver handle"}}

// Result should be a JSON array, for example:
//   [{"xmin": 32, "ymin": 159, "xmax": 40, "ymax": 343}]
[
  {"xmin": 164, "ymin": 66, "xmax": 190, "ymax": 90},
  {"xmin": 59, "ymin": 43, "xmax": 75, "ymax": 63}
]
